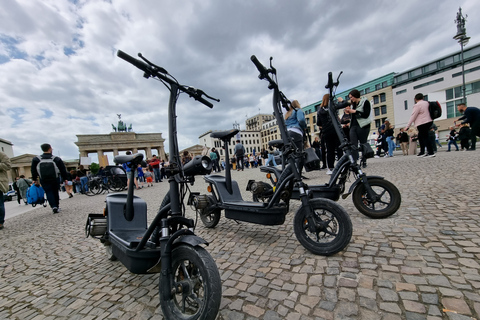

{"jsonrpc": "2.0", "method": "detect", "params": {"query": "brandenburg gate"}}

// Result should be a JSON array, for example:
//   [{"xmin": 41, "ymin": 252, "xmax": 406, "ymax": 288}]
[{"xmin": 75, "ymin": 131, "xmax": 166, "ymax": 166}]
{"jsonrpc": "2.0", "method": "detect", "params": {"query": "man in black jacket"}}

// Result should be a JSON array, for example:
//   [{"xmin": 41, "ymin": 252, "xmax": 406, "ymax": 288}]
[
  {"xmin": 31, "ymin": 143, "xmax": 68, "ymax": 213},
  {"xmin": 457, "ymin": 103, "xmax": 480, "ymax": 151}
]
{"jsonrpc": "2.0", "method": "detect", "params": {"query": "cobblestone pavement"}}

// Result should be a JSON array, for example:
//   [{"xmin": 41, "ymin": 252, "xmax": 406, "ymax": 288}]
[{"xmin": 1, "ymin": 149, "xmax": 479, "ymax": 320}]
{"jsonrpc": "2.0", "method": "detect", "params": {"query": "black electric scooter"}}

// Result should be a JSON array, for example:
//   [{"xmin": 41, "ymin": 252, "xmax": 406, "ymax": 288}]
[
  {"xmin": 85, "ymin": 50, "xmax": 221, "ymax": 320},
  {"xmin": 250, "ymin": 72, "xmax": 401, "ymax": 219},
  {"xmin": 192, "ymin": 56, "xmax": 352, "ymax": 256}
]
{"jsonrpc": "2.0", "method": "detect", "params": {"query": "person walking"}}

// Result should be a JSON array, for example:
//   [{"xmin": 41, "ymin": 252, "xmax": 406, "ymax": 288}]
[
  {"xmin": 265, "ymin": 145, "xmax": 277, "ymax": 167},
  {"xmin": 234, "ymin": 140, "xmax": 246, "ymax": 171},
  {"xmin": 210, "ymin": 148, "xmax": 220, "ymax": 172},
  {"xmin": 16, "ymin": 175, "xmax": 32, "ymax": 204},
  {"xmin": 405, "ymin": 93, "xmax": 435, "ymax": 158},
  {"xmin": 446, "ymin": 126, "xmax": 459, "ymax": 152},
  {"xmin": 0, "ymin": 151, "xmax": 11, "ymax": 229},
  {"xmin": 457, "ymin": 103, "xmax": 480, "ymax": 151},
  {"xmin": 31, "ymin": 143, "xmax": 68, "ymax": 214}
]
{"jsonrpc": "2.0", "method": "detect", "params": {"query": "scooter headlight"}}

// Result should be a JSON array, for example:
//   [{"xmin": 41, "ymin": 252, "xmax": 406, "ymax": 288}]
[{"xmin": 183, "ymin": 155, "xmax": 213, "ymax": 176}]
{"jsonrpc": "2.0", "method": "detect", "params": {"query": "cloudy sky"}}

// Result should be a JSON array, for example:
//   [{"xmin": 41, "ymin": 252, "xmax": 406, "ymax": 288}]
[{"xmin": 1, "ymin": 0, "xmax": 479, "ymax": 163}]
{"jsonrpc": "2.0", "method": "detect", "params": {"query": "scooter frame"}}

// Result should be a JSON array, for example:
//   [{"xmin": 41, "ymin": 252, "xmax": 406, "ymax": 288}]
[
  {"xmin": 196, "ymin": 56, "xmax": 352, "ymax": 256},
  {"xmin": 85, "ymin": 50, "xmax": 222, "ymax": 319}
]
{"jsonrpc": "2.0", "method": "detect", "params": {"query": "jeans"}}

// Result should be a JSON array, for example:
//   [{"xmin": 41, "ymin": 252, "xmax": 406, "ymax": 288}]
[
  {"xmin": 386, "ymin": 136, "xmax": 395, "ymax": 157},
  {"xmin": 0, "ymin": 191, "xmax": 5, "ymax": 224},
  {"xmin": 153, "ymin": 168, "xmax": 161, "ymax": 182},
  {"xmin": 80, "ymin": 176, "xmax": 88, "ymax": 192},
  {"xmin": 266, "ymin": 154, "xmax": 277, "ymax": 166},
  {"xmin": 447, "ymin": 139, "xmax": 459, "ymax": 151},
  {"xmin": 41, "ymin": 180, "xmax": 60, "ymax": 209}
]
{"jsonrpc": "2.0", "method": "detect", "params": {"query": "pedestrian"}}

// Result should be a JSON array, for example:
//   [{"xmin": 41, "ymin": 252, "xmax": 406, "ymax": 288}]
[
  {"xmin": 265, "ymin": 145, "xmax": 277, "ymax": 167},
  {"xmin": 404, "ymin": 93, "xmax": 435, "ymax": 158},
  {"xmin": 429, "ymin": 123, "xmax": 438, "ymax": 154},
  {"xmin": 407, "ymin": 128, "xmax": 418, "ymax": 155},
  {"xmin": 76, "ymin": 165, "xmax": 88, "ymax": 193},
  {"xmin": 435, "ymin": 132, "xmax": 443, "ymax": 148},
  {"xmin": 16, "ymin": 175, "xmax": 32, "ymax": 204},
  {"xmin": 210, "ymin": 148, "xmax": 220, "ymax": 172},
  {"xmin": 340, "ymin": 107, "xmax": 351, "ymax": 140},
  {"xmin": 214, "ymin": 148, "xmax": 222, "ymax": 171},
  {"xmin": 149, "ymin": 155, "xmax": 162, "ymax": 183},
  {"xmin": 144, "ymin": 165, "xmax": 154, "ymax": 187},
  {"xmin": 317, "ymin": 94, "xmax": 342, "ymax": 174},
  {"xmin": 458, "ymin": 123, "xmax": 471, "ymax": 151},
  {"xmin": 311, "ymin": 136, "xmax": 321, "ymax": 162},
  {"xmin": 0, "ymin": 151, "xmax": 12, "ymax": 229},
  {"xmin": 122, "ymin": 151, "xmax": 140, "ymax": 190},
  {"xmin": 383, "ymin": 119, "xmax": 395, "ymax": 158},
  {"xmin": 337, "ymin": 89, "xmax": 372, "ymax": 167},
  {"xmin": 64, "ymin": 170, "xmax": 74, "ymax": 198},
  {"xmin": 397, "ymin": 128, "xmax": 409, "ymax": 156},
  {"xmin": 457, "ymin": 103, "xmax": 480, "ymax": 151},
  {"xmin": 234, "ymin": 140, "xmax": 246, "ymax": 171},
  {"xmin": 70, "ymin": 170, "xmax": 79, "ymax": 194},
  {"xmin": 31, "ymin": 143, "xmax": 68, "ymax": 214},
  {"xmin": 285, "ymin": 99, "xmax": 307, "ymax": 173},
  {"xmin": 12, "ymin": 177, "xmax": 22, "ymax": 205},
  {"xmin": 446, "ymin": 126, "xmax": 459, "ymax": 152},
  {"xmin": 137, "ymin": 164, "xmax": 145, "ymax": 188}
]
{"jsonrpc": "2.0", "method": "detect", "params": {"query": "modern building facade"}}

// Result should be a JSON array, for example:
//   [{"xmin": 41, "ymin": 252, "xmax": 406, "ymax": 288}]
[
  {"xmin": 198, "ymin": 129, "xmax": 262, "ymax": 162},
  {"xmin": 393, "ymin": 42, "xmax": 480, "ymax": 138}
]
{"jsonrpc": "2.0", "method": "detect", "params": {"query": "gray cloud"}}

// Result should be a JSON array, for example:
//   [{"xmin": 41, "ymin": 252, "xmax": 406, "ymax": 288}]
[{"xmin": 1, "ymin": 0, "xmax": 479, "ymax": 162}]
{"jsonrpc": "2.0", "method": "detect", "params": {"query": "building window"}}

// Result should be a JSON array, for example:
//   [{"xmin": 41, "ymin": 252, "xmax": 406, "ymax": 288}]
[
  {"xmin": 380, "ymin": 105, "xmax": 387, "ymax": 114},
  {"xmin": 375, "ymin": 119, "xmax": 381, "ymax": 128},
  {"xmin": 373, "ymin": 96, "xmax": 379, "ymax": 104},
  {"xmin": 396, "ymin": 89, "xmax": 407, "ymax": 95},
  {"xmin": 374, "ymin": 107, "xmax": 380, "ymax": 116},
  {"xmin": 364, "ymin": 87, "xmax": 370, "ymax": 94},
  {"xmin": 380, "ymin": 93, "xmax": 386, "ymax": 102},
  {"xmin": 404, "ymin": 100, "xmax": 408, "ymax": 110}
]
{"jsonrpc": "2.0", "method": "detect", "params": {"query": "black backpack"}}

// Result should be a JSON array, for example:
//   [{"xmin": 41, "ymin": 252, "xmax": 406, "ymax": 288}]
[
  {"xmin": 36, "ymin": 155, "xmax": 60, "ymax": 181},
  {"xmin": 428, "ymin": 101, "xmax": 442, "ymax": 120}
]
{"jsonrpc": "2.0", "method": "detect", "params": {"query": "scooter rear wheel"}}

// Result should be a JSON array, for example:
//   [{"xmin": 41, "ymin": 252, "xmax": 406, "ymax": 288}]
[
  {"xmin": 293, "ymin": 198, "xmax": 352, "ymax": 256},
  {"xmin": 352, "ymin": 178, "xmax": 401, "ymax": 219},
  {"xmin": 160, "ymin": 244, "xmax": 221, "ymax": 320},
  {"xmin": 199, "ymin": 195, "xmax": 221, "ymax": 228}
]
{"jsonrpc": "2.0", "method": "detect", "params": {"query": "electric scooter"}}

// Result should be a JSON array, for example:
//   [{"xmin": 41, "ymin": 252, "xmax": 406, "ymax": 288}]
[
  {"xmin": 250, "ymin": 72, "xmax": 401, "ymax": 219},
  {"xmin": 85, "ymin": 50, "xmax": 221, "ymax": 320},
  {"xmin": 192, "ymin": 56, "xmax": 353, "ymax": 256}
]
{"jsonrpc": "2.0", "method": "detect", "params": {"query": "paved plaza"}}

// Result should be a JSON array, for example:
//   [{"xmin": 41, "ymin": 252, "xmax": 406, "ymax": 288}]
[{"xmin": 1, "ymin": 149, "xmax": 479, "ymax": 320}]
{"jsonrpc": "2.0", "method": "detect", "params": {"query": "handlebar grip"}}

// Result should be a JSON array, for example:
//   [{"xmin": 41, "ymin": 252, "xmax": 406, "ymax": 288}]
[
  {"xmin": 325, "ymin": 72, "xmax": 333, "ymax": 89},
  {"xmin": 117, "ymin": 50, "xmax": 151, "ymax": 74},
  {"xmin": 251, "ymin": 55, "xmax": 268, "ymax": 77},
  {"xmin": 196, "ymin": 96, "xmax": 213, "ymax": 108}
]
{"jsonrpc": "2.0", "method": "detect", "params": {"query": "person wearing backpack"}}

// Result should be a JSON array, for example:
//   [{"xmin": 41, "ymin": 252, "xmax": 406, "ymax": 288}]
[
  {"xmin": 31, "ymin": 143, "xmax": 68, "ymax": 214},
  {"xmin": 405, "ymin": 93, "xmax": 435, "ymax": 158}
]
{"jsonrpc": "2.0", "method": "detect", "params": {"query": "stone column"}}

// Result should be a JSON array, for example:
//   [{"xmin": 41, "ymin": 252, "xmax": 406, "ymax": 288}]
[
  {"xmin": 146, "ymin": 147, "xmax": 152, "ymax": 159},
  {"xmin": 113, "ymin": 149, "xmax": 119, "ymax": 157}
]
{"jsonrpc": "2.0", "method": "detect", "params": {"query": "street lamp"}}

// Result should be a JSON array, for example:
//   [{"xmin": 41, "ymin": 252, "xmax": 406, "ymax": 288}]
[{"xmin": 453, "ymin": 7, "xmax": 470, "ymax": 105}]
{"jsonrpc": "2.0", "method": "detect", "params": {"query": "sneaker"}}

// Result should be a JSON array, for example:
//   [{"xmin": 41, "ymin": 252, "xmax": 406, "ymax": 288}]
[
  {"xmin": 425, "ymin": 154, "xmax": 436, "ymax": 158},
  {"xmin": 384, "ymin": 154, "xmax": 389, "ymax": 158},
  {"xmin": 416, "ymin": 153, "xmax": 425, "ymax": 157},
  {"xmin": 326, "ymin": 169, "xmax": 333, "ymax": 175},
  {"xmin": 374, "ymin": 155, "xmax": 380, "ymax": 158},
  {"xmin": 53, "ymin": 207, "xmax": 58, "ymax": 214}
]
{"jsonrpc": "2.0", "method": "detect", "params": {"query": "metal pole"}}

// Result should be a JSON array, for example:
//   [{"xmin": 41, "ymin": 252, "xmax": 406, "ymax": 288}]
[{"xmin": 461, "ymin": 40, "xmax": 466, "ymax": 104}]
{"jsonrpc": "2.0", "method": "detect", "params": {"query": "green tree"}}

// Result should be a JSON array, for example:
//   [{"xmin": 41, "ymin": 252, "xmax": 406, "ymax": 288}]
[{"xmin": 89, "ymin": 162, "xmax": 100, "ymax": 175}]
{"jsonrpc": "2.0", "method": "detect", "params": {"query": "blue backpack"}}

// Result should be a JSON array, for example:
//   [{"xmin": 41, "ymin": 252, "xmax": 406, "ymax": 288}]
[{"xmin": 26, "ymin": 184, "xmax": 45, "ymax": 206}]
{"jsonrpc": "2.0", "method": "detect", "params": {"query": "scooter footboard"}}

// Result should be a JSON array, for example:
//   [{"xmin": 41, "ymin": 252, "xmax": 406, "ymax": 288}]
[
  {"xmin": 224, "ymin": 201, "xmax": 287, "ymax": 225},
  {"xmin": 291, "ymin": 185, "xmax": 341, "ymax": 201},
  {"xmin": 109, "ymin": 235, "xmax": 161, "ymax": 274}
]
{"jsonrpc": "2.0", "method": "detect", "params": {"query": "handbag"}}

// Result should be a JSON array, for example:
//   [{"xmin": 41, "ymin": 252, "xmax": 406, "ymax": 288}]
[
  {"xmin": 360, "ymin": 143, "xmax": 374, "ymax": 159},
  {"xmin": 303, "ymin": 148, "xmax": 320, "ymax": 172}
]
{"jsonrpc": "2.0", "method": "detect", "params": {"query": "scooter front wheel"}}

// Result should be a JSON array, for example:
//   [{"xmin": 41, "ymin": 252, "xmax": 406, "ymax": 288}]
[
  {"xmin": 293, "ymin": 199, "xmax": 352, "ymax": 256},
  {"xmin": 352, "ymin": 178, "xmax": 401, "ymax": 219},
  {"xmin": 160, "ymin": 244, "xmax": 221, "ymax": 320}
]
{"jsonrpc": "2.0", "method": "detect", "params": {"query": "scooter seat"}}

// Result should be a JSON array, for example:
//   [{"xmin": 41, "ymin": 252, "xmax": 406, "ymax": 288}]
[
  {"xmin": 109, "ymin": 230, "xmax": 144, "ymax": 249},
  {"xmin": 268, "ymin": 139, "xmax": 284, "ymax": 148},
  {"xmin": 114, "ymin": 153, "xmax": 144, "ymax": 165},
  {"xmin": 210, "ymin": 129, "xmax": 239, "ymax": 141}
]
